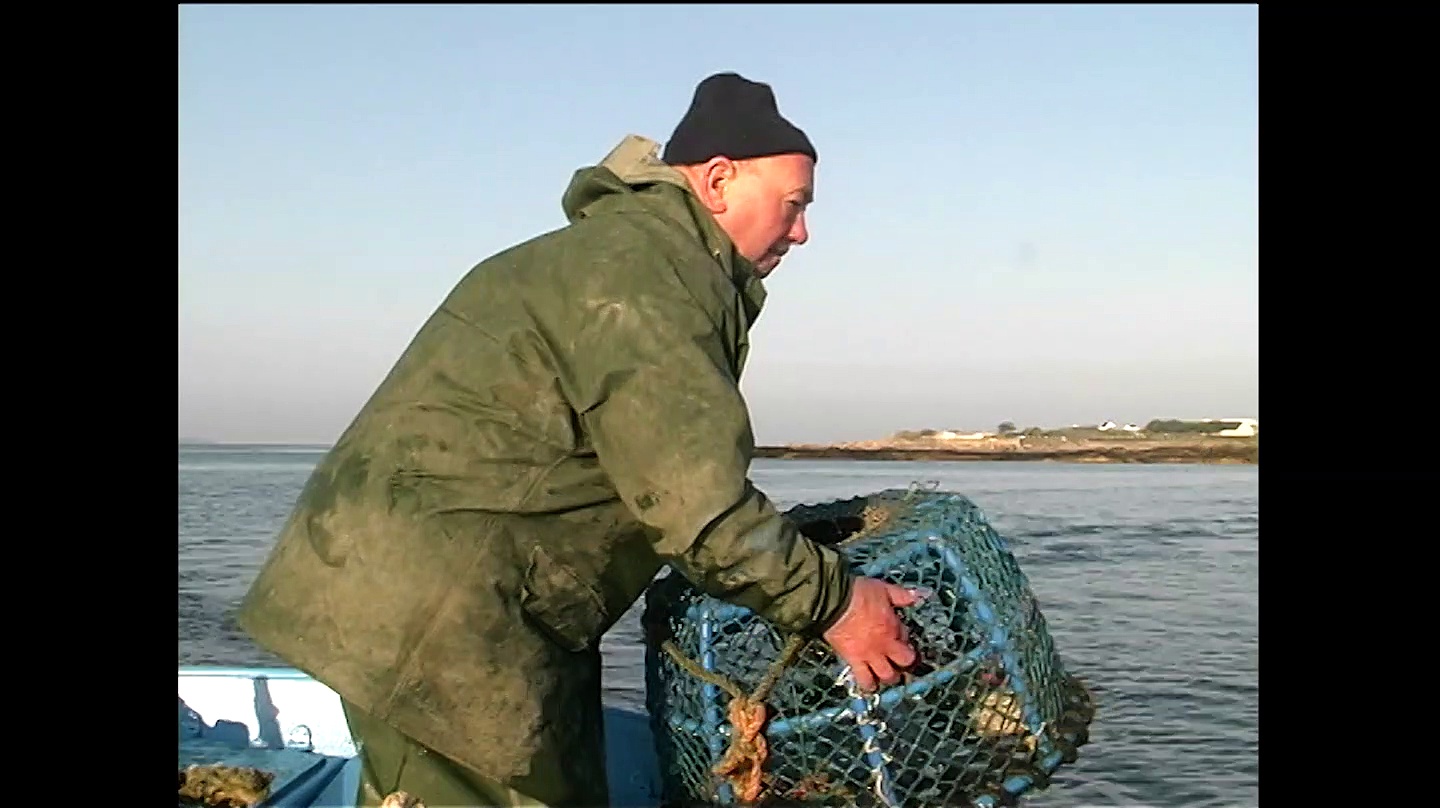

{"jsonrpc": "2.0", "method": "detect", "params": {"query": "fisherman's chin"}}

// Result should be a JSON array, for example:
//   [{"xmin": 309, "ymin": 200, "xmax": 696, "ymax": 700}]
[{"xmin": 753, "ymin": 254, "xmax": 783, "ymax": 277}]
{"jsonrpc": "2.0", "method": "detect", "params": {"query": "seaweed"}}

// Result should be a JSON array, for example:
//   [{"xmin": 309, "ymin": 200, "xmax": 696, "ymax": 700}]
[{"xmin": 178, "ymin": 764, "xmax": 275, "ymax": 808}]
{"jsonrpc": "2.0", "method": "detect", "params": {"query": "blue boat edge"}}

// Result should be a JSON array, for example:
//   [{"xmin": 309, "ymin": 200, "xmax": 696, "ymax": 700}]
[{"xmin": 178, "ymin": 665, "xmax": 664, "ymax": 807}]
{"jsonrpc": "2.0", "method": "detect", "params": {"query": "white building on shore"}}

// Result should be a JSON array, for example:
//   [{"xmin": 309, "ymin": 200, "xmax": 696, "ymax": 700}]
[
  {"xmin": 1169, "ymin": 417, "xmax": 1259, "ymax": 437},
  {"xmin": 1216, "ymin": 418, "xmax": 1258, "ymax": 437}
]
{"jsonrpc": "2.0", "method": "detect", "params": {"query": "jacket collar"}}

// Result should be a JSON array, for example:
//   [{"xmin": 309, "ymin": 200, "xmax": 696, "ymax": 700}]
[{"xmin": 595, "ymin": 135, "xmax": 768, "ymax": 320}]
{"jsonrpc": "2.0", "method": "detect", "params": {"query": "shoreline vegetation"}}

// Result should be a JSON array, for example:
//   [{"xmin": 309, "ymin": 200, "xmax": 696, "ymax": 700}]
[
  {"xmin": 181, "ymin": 421, "xmax": 1259, "ymax": 466},
  {"xmin": 755, "ymin": 420, "xmax": 1259, "ymax": 465}
]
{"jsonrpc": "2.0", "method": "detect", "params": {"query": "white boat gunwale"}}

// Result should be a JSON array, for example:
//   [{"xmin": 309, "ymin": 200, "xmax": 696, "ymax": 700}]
[{"xmin": 178, "ymin": 664, "xmax": 664, "ymax": 807}]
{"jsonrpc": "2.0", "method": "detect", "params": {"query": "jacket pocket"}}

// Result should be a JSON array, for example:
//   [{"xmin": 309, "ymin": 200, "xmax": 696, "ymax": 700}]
[{"xmin": 518, "ymin": 545, "xmax": 609, "ymax": 653}]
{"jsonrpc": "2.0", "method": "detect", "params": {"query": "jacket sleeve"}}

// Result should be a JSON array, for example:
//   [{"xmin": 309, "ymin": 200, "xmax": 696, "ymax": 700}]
[{"xmin": 564, "ymin": 267, "xmax": 854, "ymax": 637}]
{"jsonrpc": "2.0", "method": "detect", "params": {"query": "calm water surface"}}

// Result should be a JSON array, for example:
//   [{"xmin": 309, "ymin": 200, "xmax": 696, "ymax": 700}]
[{"xmin": 179, "ymin": 445, "xmax": 1258, "ymax": 808}]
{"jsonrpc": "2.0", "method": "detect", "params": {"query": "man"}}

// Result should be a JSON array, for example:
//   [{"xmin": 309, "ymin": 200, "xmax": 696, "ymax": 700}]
[{"xmin": 236, "ymin": 72, "xmax": 922, "ymax": 807}]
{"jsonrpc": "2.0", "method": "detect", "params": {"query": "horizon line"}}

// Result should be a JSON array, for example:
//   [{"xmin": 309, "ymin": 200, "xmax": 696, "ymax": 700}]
[{"xmin": 179, "ymin": 415, "xmax": 1260, "ymax": 449}]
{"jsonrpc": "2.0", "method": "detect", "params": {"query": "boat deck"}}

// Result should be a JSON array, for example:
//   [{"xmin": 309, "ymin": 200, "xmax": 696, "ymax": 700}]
[{"xmin": 179, "ymin": 666, "xmax": 661, "ymax": 807}]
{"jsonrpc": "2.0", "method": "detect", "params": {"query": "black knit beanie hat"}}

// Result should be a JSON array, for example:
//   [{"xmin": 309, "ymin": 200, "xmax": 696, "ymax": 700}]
[{"xmin": 661, "ymin": 72, "xmax": 817, "ymax": 166}]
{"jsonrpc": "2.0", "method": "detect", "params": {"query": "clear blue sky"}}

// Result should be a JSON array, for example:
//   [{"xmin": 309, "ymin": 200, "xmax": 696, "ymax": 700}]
[{"xmin": 179, "ymin": 3, "xmax": 1258, "ymax": 445}]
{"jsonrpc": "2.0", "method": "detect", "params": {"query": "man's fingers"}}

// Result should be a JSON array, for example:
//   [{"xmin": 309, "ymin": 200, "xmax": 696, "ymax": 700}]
[
  {"xmin": 831, "ymin": 577, "xmax": 932, "ymax": 693},
  {"xmin": 887, "ymin": 636, "xmax": 917, "ymax": 669},
  {"xmin": 871, "ymin": 656, "xmax": 899, "ymax": 687},
  {"xmin": 845, "ymin": 639, "xmax": 919, "ymax": 694},
  {"xmin": 850, "ymin": 663, "xmax": 877, "ymax": 693},
  {"xmin": 887, "ymin": 584, "xmax": 935, "ymax": 608},
  {"xmin": 885, "ymin": 583, "xmax": 924, "ymax": 607}
]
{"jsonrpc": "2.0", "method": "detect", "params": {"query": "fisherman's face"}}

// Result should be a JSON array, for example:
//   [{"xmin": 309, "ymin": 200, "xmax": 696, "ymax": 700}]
[{"xmin": 711, "ymin": 154, "xmax": 814, "ymax": 278}]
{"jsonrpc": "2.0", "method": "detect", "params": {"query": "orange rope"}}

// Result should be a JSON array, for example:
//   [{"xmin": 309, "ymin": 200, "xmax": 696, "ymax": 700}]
[
  {"xmin": 711, "ymin": 697, "xmax": 770, "ymax": 802},
  {"xmin": 662, "ymin": 634, "xmax": 809, "ymax": 804}
]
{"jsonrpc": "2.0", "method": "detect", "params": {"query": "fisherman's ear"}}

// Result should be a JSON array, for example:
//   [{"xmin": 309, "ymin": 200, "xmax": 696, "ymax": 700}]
[{"xmin": 696, "ymin": 157, "xmax": 738, "ymax": 214}]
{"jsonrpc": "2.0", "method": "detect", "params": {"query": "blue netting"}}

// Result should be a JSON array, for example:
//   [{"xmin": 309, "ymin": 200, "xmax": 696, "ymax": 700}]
[{"xmin": 642, "ymin": 487, "xmax": 1096, "ymax": 807}]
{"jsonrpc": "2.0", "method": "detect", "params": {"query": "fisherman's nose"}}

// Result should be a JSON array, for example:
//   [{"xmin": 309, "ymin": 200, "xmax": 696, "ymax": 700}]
[{"xmin": 789, "ymin": 213, "xmax": 809, "ymax": 246}]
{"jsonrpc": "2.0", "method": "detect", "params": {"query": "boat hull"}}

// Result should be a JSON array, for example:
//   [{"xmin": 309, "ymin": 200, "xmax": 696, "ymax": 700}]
[{"xmin": 178, "ymin": 665, "xmax": 662, "ymax": 807}]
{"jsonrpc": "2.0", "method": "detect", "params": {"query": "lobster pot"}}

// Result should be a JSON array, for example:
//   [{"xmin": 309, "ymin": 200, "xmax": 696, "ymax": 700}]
[{"xmin": 642, "ymin": 488, "xmax": 1095, "ymax": 808}]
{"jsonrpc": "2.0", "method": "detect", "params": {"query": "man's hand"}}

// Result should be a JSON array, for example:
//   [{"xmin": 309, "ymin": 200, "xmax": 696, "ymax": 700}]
[{"xmin": 822, "ymin": 576, "xmax": 925, "ymax": 692}]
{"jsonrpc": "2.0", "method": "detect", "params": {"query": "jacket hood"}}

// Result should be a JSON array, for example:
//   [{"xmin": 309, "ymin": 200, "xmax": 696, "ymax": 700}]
[
  {"xmin": 561, "ymin": 134, "xmax": 692, "ymax": 221},
  {"xmin": 560, "ymin": 135, "xmax": 763, "ymax": 304}
]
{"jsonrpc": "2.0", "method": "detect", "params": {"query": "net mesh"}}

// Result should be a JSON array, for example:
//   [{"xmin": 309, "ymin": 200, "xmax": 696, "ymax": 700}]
[{"xmin": 642, "ymin": 486, "xmax": 1096, "ymax": 807}]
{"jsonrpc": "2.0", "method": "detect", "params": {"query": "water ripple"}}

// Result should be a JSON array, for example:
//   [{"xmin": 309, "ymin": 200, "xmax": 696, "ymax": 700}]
[{"xmin": 180, "ymin": 452, "xmax": 1257, "ymax": 808}]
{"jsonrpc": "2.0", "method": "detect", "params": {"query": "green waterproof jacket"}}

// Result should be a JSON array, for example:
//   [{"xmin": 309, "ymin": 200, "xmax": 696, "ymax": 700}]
[{"xmin": 236, "ymin": 135, "xmax": 853, "ymax": 804}]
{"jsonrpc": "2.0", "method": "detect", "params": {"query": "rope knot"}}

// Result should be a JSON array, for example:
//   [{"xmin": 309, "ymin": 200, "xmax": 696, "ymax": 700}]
[
  {"xmin": 713, "ymin": 696, "xmax": 770, "ymax": 803},
  {"xmin": 661, "ymin": 634, "xmax": 810, "ymax": 805}
]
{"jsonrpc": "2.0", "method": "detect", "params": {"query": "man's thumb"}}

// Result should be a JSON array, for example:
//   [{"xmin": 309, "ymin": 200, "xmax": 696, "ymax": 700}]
[{"xmin": 885, "ymin": 583, "xmax": 930, "ymax": 607}]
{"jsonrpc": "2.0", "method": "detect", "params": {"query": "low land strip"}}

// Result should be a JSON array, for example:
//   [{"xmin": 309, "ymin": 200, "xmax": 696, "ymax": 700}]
[{"xmin": 756, "ymin": 431, "xmax": 1257, "ymax": 464}]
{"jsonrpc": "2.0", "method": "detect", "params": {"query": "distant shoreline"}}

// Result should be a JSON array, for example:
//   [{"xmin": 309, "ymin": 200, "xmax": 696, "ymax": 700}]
[
  {"xmin": 755, "ymin": 435, "xmax": 1257, "ymax": 465},
  {"xmin": 181, "ymin": 435, "xmax": 1258, "ymax": 465}
]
